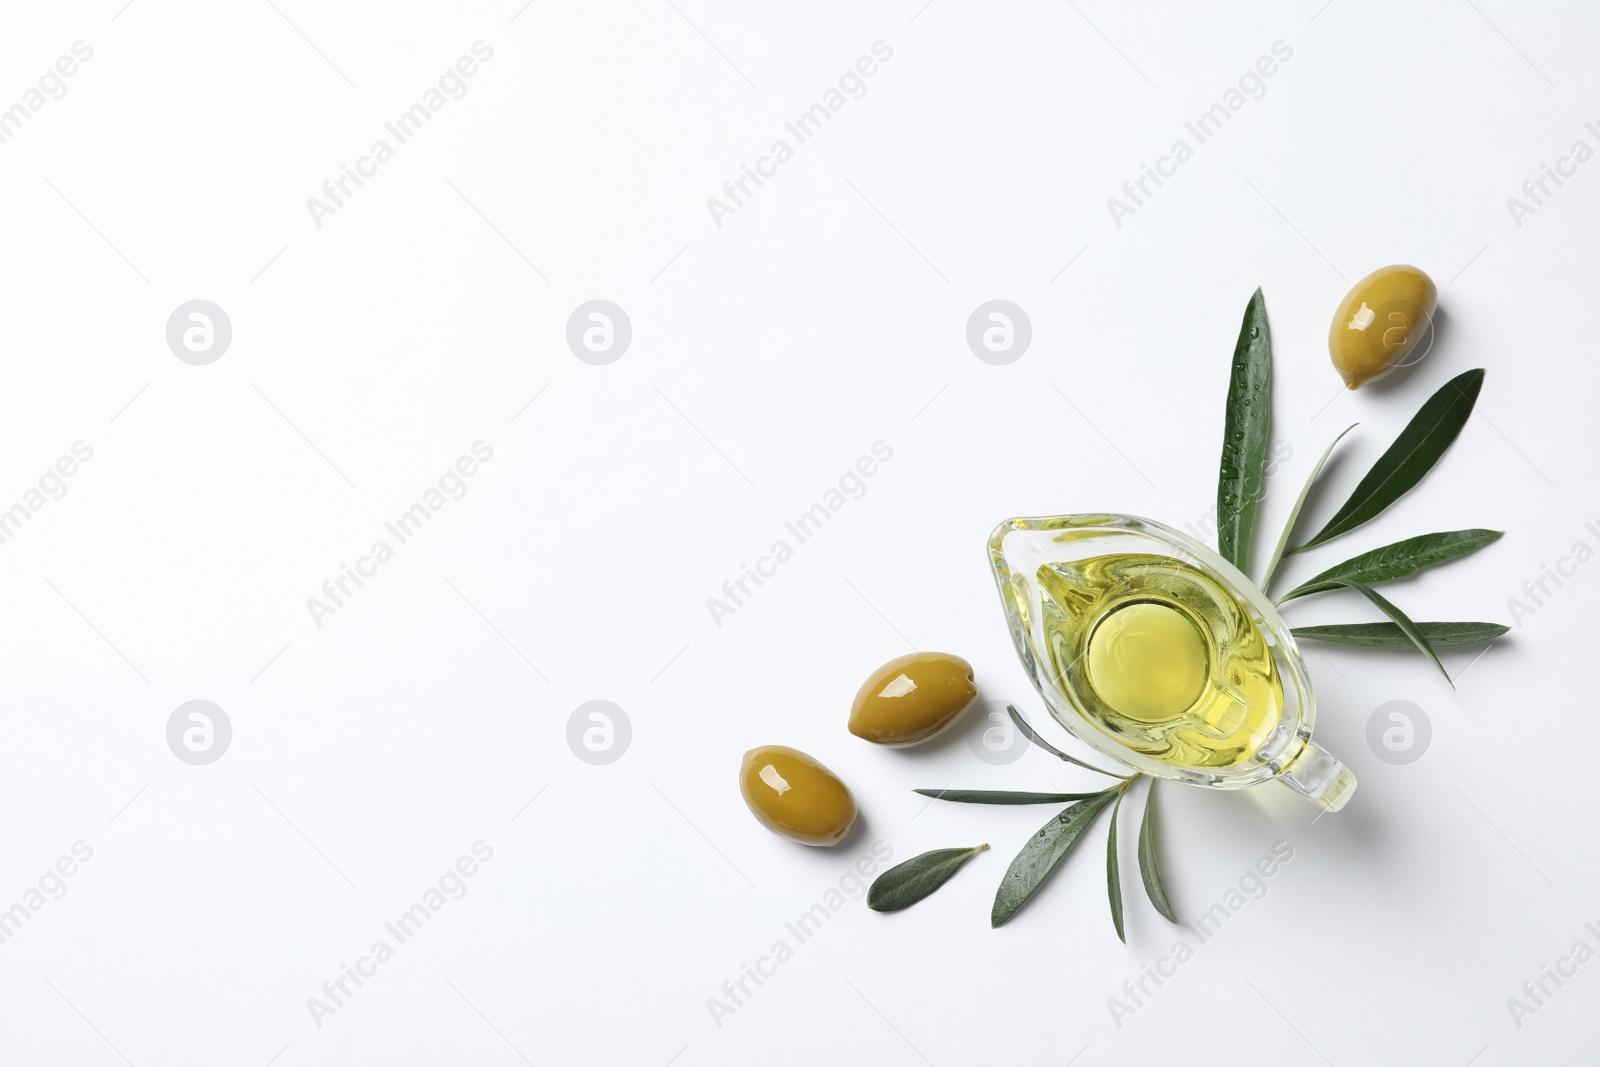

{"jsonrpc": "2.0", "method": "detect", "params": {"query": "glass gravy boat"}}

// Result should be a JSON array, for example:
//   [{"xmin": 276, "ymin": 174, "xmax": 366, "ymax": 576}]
[{"xmin": 988, "ymin": 513, "xmax": 1355, "ymax": 811}]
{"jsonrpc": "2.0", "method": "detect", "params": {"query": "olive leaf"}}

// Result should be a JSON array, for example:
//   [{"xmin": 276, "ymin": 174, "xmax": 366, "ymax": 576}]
[
  {"xmin": 868, "ymin": 845, "xmax": 989, "ymax": 913},
  {"xmin": 1278, "ymin": 529, "xmax": 1502, "ymax": 603},
  {"xmin": 914, "ymin": 788, "xmax": 1113, "ymax": 805},
  {"xmin": 1296, "ymin": 369, "xmax": 1485, "ymax": 552},
  {"xmin": 1006, "ymin": 704, "xmax": 1131, "ymax": 779},
  {"xmin": 1260, "ymin": 423, "xmax": 1356, "ymax": 590},
  {"xmin": 1137, "ymin": 780, "xmax": 1178, "ymax": 923},
  {"xmin": 1216, "ymin": 288, "xmax": 1273, "ymax": 574},
  {"xmin": 991, "ymin": 790, "xmax": 1119, "ymax": 927},
  {"xmin": 1327, "ymin": 578, "xmax": 1451, "ymax": 684},
  {"xmin": 1293, "ymin": 621, "xmax": 1509, "ymax": 649},
  {"xmin": 1106, "ymin": 790, "xmax": 1126, "ymax": 943}
]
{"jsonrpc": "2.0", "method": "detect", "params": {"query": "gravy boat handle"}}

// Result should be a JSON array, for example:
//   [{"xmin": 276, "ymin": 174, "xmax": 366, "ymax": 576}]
[{"xmin": 1278, "ymin": 741, "xmax": 1357, "ymax": 811}]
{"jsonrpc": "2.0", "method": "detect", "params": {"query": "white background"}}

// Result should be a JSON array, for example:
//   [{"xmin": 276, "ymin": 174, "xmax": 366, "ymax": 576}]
[{"xmin": 0, "ymin": 1, "xmax": 1596, "ymax": 1064}]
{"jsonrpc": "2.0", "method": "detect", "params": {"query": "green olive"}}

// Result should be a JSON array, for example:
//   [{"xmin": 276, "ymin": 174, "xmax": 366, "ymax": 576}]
[
  {"xmin": 848, "ymin": 652, "xmax": 977, "ymax": 747},
  {"xmin": 1329, "ymin": 264, "xmax": 1437, "ymax": 389},
  {"xmin": 739, "ymin": 745, "xmax": 857, "ymax": 846}
]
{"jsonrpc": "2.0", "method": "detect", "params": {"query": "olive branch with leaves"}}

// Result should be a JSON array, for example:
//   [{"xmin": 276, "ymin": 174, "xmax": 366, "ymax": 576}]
[{"xmin": 868, "ymin": 288, "xmax": 1507, "ymax": 938}]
